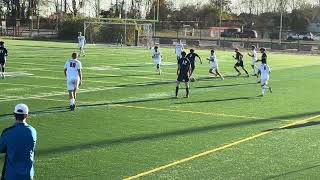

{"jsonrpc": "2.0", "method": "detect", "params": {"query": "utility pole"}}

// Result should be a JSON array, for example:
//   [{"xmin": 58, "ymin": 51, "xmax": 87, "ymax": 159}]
[
  {"xmin": 279, "ymin": 0, "xmax": 283, "ymax": 45},
  {"xmin": 218, "ymin": 0, "xmax": 222, "ymax": 46},
  {"xmin": 96, "ymin": 0, "xmax": 100, "ymax": 18}
]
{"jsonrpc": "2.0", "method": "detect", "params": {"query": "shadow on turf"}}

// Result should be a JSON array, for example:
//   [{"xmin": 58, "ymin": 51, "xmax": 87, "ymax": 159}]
[
  {"xmin": 86, "ymin": 73, "xmax": 157, "ymax": 78},
  {"xmin": 175, "ymin": 95, "xmax": 260, "ymax": 104},
  {"xmin": 264, "ymin": 121, "xmax": 320, "ymax": 132},
  {"xmin": 0, "ymin": 108, "xmax": 70, "ymax": 120},
  {"xmin": 264, "ymin": 164, "xmax": 320, "ymax": 179},
  {"xmin": 195, "ymin": 82, "xmax": 257, "ymax": 89},
  {"xmin": 33, "ymin": 111, "xmax": 320, "ymax": 157}
]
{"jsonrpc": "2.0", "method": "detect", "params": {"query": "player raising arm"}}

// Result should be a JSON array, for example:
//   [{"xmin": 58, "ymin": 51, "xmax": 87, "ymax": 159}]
[
  {"xmin": 233, "ymin": 48, "xmax": 249, "ymax": 77},
  {"xmin": 0, "ymin": 41, "xmax": 8, "ymax": 79},
  {"xmin": 257, "ymin": 58, "xmax": 272, "ymax": 96},
  {"xmin": 176, "ymin": 51, "xmax": 191, "ymax": 98},
  {"xmin": 64, "ymin": 53, "xmax": 83, "ymax": 111},
  {"xmin": 152, "ymin": 45, "xmax": 162, "ymax": 75},
  {"xmin": 248, "ymin": 45, "xmax": 257, "ymax": 76},
  {"xmin": 78, "ymin": 32, "xmax": 86, "ymax": 57},
  {"xmin": 207, "ymin": 49, "xmax": 224, "ymax": 80}
]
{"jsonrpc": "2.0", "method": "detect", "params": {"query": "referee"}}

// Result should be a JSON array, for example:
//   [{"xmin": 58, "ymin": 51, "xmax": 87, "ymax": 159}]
[{"xmin": 0, "ymin": 104, "xmax": 37, "ymax": 180}]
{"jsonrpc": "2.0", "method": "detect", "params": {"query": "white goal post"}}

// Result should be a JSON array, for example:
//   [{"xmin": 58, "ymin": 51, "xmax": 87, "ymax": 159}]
[{"xmin": 84, "ymin": 21, "xmax": 154, "ymax": 47}]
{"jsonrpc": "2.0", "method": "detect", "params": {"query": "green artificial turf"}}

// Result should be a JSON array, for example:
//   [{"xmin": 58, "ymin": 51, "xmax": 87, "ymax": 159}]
[{"xmin": 0, "ymin": 39, "xmax": 319, "ymax": 179}]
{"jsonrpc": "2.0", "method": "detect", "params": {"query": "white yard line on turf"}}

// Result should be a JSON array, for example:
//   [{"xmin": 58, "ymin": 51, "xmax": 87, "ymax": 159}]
[
  {"xmin": 10, "ymin": 67, "xmax": 173, "ymax": 81},
  {"xmin": 0, "ymin": 82, "xmax": 63, "ymax": 89},
  {"xmin": 0, "ymin": 86, "xmax": 122, "ymax": 102}
]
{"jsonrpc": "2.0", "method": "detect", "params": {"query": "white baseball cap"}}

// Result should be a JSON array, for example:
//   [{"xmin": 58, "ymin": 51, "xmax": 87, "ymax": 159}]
[{"xmin": 14, "ymin": 103, "xmax": 29, "ymax": 115}]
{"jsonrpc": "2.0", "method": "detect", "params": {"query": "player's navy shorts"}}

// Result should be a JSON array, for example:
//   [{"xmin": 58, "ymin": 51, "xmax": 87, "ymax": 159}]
[
  {"xmin": 177, "ymin": 73, "xmax": 189, "ymax": 82},
  {"xmin": 235, "ymin": 61, "xmax": 244, "ymax": 67}
]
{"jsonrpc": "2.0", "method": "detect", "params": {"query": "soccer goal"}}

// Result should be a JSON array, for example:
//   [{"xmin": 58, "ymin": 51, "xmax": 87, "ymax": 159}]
[{"xmin": 84, "ymin": 21, "xmax": 154, "ymax": 47}]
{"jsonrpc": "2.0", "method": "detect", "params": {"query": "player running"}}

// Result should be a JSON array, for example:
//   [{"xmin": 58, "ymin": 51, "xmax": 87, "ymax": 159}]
[
  {"xmin": 233, "ymin": 48, "xmax": 249, "ymax": 77},
  {"xmin": 175, "ymin": 39, "xmax": 184, "ymax": 61},
  {"xmin": 186, "ymin": 49, "xmax": 202, "ymax": 80},
  {"xmin": 176, "ymin": 51, "xmax": 191, "ymax": 98},
  {"xmin": 152, "ymin": 45, "xmax": 162, "ymax": 75},
  {"xmin": 247, "ymin": 45, "xmax": 257, "ymax": 76},
  {"xmin": 0, "ymin": 41, "xmax": 8, "ymax": 79},
  {"xmin": 78, "ymin": 32, "xmax": 86, "ymax": 57},
  {"xmin": 207, "ymin": 49, "xmax": 224, "ymax": 80},
  {"xmin": 257, "ymin": 57, "xmax": 272, "ymax": 96},
  {"xmin": 64, "ymin": 53, "xmax": 83, "ymax": 111},
  {"xmin": 257, "ymin": 47, "xmax": 268, "ymax": 64}
]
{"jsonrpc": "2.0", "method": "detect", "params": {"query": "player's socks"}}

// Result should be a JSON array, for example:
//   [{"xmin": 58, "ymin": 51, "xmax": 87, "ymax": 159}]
[
  {"xmin": 175, "ymin": 87, "xmax": 179, "ymax": 97},
  {"xmin": 186, "ymin": 88, "xmax": 189, "ymax": 98},
  {"xmin": 70, "ymin": 98, "xmax": 75, "ymax": 105},
  {"xmin": 269, "ymin": 86, "xmax": 272, "ymax": 93}
]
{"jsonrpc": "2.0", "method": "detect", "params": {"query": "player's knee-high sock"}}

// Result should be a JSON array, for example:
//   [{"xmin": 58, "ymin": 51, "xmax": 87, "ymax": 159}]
[
  {"xmin": 186, "ymin": 87, "xmax": 189, "ymax": 97},
  {"xmin": 243, "ymin": 68, "xmax": 249, "ymax": 75},
  {"xmin": 234, "ymin": 67, "xmax": 240, "ymax": 73},
  {"xmin": 261, "ymin": 85, "xmax": 266, "ymax": 95},
  {"xmin": 2, "ymin": 67, "xmax": 4, "ymax": 73},
  {"xmin": 175, "ymin": 87, "xmax": 179, "ymax": 97}
]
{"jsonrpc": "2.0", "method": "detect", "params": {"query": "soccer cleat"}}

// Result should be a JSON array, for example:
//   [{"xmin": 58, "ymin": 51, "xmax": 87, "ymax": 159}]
[
  {"xmin": 269, "ymin": 87, "xmax": 273, "ymax": 93},
  {"xmin": 221, "ymin": 77, "xmax": 224, "ymax": 80},
  {"xmin": 184, "ymin": 95, "xmax": 189, "ymax": 98},
  {"xmin": 70, "ymin": 104, "xmax": 75, "ymax": 111},
  {"xmin": 237, "ymin": 72, "xmax": 241, "ymax": 76}
]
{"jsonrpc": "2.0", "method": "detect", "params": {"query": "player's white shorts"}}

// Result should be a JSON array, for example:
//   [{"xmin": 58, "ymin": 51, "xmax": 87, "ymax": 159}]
[
  {"xmin": 210, "ymin": 63, "xmax": 218, "ymax": 70},
  {"xmin": 176, "ymin": 54, "xmax": 182, "ymax": 60},
  {"xmin": 251, "ymin": 60, "xmax": 257, "ymax": 66},
  {"xmin": 79, "ymin": 44, "xmax": 85, "ymax": 49},
  {"xmin": 153, "ymin": 58, "xmax": 161, "ymax": 65},
  {"xmin": 67, "ymin": 78, "xmax": 80, "ymax": 91},
  {"xmin": 260, "ymin": 78, "xmax": 269, "ymax": 86}
]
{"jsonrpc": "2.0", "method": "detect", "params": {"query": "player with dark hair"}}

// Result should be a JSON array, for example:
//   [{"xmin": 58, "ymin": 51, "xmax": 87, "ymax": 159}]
[
  {"xmin": 151, "ymin": 45, "xmax": 162, "ymax": 75},
  {"xmin": 207, "ymin": 49, "xmax": 224, "ymax": 80},
  {"xmin": 233, "ymin": 48, "xmax": 249, "ymax": 77},
  {"xmin": 248, "ymin": 45, "xmax": 257, "ymax": 76},
  {"xmin": 78, "ymin": 32, "xmax": 86, "ymax": 57},
  {"xmin": 186, "ymin": 49, "xmax": 202, "ymax": 80},
  {"xmin": 257, "ymin": 47, "xmax": 267, "ymax": 64},
  {"xmin": 0, "ymin": 41, "xmax": 8, "ymax": 79},
  {"xmin": 64, "ymin": 52, "xmax": 83, "ymax": 111},
  {"xmin": 176, "ymin": 51, "xmax": 191, "ymax": 98},
  {"xmin": 257, "ymin": 56, "xmax": 272, "ymax": 96}
]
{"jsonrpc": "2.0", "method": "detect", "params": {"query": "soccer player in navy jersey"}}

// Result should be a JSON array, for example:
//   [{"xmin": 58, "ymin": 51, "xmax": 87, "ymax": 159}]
[
  {"xmin": 176, "ymin": 51, "xmax": 192, "ymax": 98},
  {"xmin": 186, "ymin": 49, "xmax": 202, "ymax": 80},
  {"xmin": 0, "ymin": 41, "xmax": 8, "ymax": 79},
  {"xmin": 233, "ymin": 48, "xmax": 249, "ymax": 77}
]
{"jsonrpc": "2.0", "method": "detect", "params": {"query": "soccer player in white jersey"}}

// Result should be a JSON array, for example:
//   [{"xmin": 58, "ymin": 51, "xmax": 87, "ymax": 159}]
[
  {"xmin": 248, "ymin": 45, "xmax": 257, "ymax": 76},
  {"xmin": 78, "ymin": 32, "xmax": 86, "ymax": 57},
  {"xmin": 64, "ymin": 53, "xmax": 83, "ymax": 111},
  {"xmin": 175, "ymin": 39, "xmax": 184, "ymax": 61},
  {"xmin": 207, "ymin": 49, "xmax": 224, "ymax": 80},
  {"xmin": 152, "ymin": 45, "xmax": 162, "ymax": 75},
  {"xmin": 257, "ymin": 49, "xmax": 272, "ymax": 96}
]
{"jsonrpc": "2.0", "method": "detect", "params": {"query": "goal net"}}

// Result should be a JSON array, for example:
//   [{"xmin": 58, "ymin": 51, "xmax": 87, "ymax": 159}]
[{"xmin": 84, "ymin": 21, "xmax": 154, "ymax": 47}]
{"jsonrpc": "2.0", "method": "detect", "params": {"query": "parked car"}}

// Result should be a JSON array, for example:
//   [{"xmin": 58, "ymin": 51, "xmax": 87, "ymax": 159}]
[
  {"xmin": 221, "ymin": 28, "xmax": 241, "ymax": 37},
  {"xmin": 234, "ymin": 30, "xmax": 258, "ymax": 38},
  {"xmin": 287, "ymin": 32, "xmax": 314, "ymax": 41}
]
